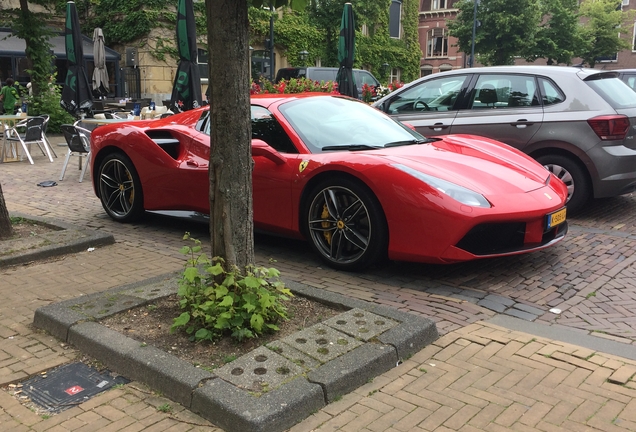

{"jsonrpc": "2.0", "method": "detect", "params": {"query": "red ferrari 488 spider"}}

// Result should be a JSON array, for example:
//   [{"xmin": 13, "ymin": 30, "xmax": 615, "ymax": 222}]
[{"xmin": 90, "ymin": 93, "xmax": 568, "ymax": 271}]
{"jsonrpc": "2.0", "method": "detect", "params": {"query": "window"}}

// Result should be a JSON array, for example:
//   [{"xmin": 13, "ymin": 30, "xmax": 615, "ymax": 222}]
[
  {"xmin": 470, "ymin": 74, "xmax": 539, "ymax": 109},
  {"xmin": 198, "ymin": 48, "xmax": 208, "ymax": 79},
  {"xmin": 389, "ymin": 68, "xmax": 401, "ymax": 84},
  {"xmin": 432, "ymin": 0, "xmax": 446, "ymax": 9},
  {"xmin": 539, "ymin": 78, "xmax": 565, "ymax": 105},
  {"xmin": 389, "ymin": 0, "xmax": 402, "ymax": 39},
  {"xmin": 633, "ymin": 22, "xmax": 636, "ymax": 51},
  {"xmin": 427, "ymin": 28, "xmax": 448, "ymax": 57},
  {"xmin": 420, "ymin": 66, "xmax": 433, "ymax": 77},
  {"xmin": 251, "ymin": 106, "xmax": 297, "ymax": 153},
  {"xmin": 386, "ymin": 75, "xmax": 468, "ymax": 114}
]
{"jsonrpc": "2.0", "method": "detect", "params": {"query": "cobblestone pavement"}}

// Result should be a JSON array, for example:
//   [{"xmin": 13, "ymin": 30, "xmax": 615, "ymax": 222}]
[{"xmin": 2, "ymin": 139, "xmax": 636, "ymax": 431}]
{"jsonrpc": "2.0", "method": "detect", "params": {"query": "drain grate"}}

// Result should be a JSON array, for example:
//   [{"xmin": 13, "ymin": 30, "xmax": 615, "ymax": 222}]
[{"xmin": 19, "ymin": 362, "xmax": 129, "ymax": 413}]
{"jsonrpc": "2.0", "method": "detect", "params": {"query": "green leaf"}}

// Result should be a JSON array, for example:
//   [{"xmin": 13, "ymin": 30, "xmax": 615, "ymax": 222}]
[
  {"xmin": 250, "ymin": 313, "xmax": 264, "ymax": 333},
  {"xmin": 179, "ymin": 246, "xmax": 190, "ymax": 255},
  {"xmin": 215, "ymin": 285, "xmax": 229, "ymax": 299},
  {"xmin": 195, "ymin": 328, "xmax": 212, "ymax": 340},
  {"xmin": 208, "ymin": 263, "xmax": 224, "ymax": 276},
  {"xmin": 172, "ymin": 312, "xmax": 191, "ymax": 329},
  {"xmin": 183, "ymin": 267, "xmax": 200, "ymax": 283},
  {"xmin": 219, "ymin": 295, "xmax": 234, "ymax": 307},
  {"xmin": 243, "ymin": 276, "xmax": 261, "ymax": 289}
]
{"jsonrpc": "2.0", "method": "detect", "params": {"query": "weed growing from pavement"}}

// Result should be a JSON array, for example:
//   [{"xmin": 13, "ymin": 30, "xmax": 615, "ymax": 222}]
[{"xmin": 157, "ymin": 403, "xmax": 172, "ymax": 413}]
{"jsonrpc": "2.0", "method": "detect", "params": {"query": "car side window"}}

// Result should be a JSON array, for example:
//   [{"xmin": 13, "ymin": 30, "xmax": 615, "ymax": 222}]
[
  {"xmin": 251, "ymin": 106, "xmax": 298, "ymax": 154},
  {"xmin": 538, "ymin": 78, "xmax": 565, "ymax": 106},
  {"xmin": 626, "ymin": 76, "xmax": 636, "ymax": 91},
  {"xmin": 359, "ymin": 71, "xmax": 380, "ymax": 87},
  {"xmin": 470, "ymin": 74, "xmax": 539, "ymax": 109},
  {"xmin": 386, "ymin": 75, "xmax": 468, "ymax": 114}
]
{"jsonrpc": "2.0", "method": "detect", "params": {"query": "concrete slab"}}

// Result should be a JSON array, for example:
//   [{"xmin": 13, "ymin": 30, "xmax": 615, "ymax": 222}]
[
  {"xmin": 278, "ymin": 323, "xmax": 363, "ymax": 363},
  {"xmin": 214, "ymin": 346, "xmax": 304, "ymax": 393}
]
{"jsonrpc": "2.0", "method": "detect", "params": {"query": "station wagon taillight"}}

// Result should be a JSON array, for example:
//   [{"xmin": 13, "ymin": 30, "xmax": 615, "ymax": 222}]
[{"xmin": 587, "ymin": 115, "xmax": 630, "ymax": 140}]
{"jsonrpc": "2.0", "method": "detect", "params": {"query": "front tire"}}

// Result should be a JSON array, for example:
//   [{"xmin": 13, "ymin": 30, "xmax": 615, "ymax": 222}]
[
  {"xmin": 98, "ymin": 152, "xmax": 145, "ymax": 222},
  {"xmin": 303, "ymin": 177, "xmax": 388, "ymax": 271},
  {"xmin": 537, "ymin": 154, "xmax": 589, "ymax": 214}
]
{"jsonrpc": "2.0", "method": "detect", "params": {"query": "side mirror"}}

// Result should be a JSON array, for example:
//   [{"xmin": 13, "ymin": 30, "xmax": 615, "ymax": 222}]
[{"xmin": 251, "ymin": 139, "xmax": 285, "ymax": 165}]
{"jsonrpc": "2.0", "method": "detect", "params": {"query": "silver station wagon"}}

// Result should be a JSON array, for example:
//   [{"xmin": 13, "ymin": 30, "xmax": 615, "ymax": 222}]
[{"xmin": 373, "ymin": 66, "xmax": 636, "ymax": 213}]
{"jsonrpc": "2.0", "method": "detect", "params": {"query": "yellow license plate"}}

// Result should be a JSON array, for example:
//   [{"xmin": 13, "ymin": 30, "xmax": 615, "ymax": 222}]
[{"xmin": 547, "ymin": 207, "xmax": 567, "ymax": 229}]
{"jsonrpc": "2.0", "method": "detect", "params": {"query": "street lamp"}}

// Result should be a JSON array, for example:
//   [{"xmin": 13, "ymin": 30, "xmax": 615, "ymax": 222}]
[
  {"xmin": 381, "ymin": 62, "xmax": 390, "ymax": 77},
  {"xmin": 470, "ymin": 0, "xmax": 480, "ymax": 68},
  {"xmin": 298, "ymin": 50, "xmax": 309, "ymax": 66}
]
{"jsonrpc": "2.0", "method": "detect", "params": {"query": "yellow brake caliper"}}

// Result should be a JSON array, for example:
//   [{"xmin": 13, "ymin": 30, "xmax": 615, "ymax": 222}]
[
  {"xmin": 321, "ymin": 204, "xmax": 332, "ymax": 245},
  {"xmin": 127, "ymin": 171, "xmax": 134, "ymax": 205}
]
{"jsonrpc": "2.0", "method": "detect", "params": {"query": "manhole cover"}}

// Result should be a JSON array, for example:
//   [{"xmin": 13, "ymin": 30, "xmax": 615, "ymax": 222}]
[{"xmin": 19, "ymin": 362, "xmax": 129, "ymax": 413}]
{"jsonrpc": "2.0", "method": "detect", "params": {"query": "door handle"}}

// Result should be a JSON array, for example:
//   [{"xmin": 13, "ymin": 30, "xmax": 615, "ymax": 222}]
[
  {"xmin": 186, "ymin": 160, "xmax": 199, "ymax": 167},
  {"xmin": 511, "ymin": 119, "xmax": 534, "ymax": 128},
  {"xmin": 429, "ymin": 122, "xmax": 449, "ymax": 131}
]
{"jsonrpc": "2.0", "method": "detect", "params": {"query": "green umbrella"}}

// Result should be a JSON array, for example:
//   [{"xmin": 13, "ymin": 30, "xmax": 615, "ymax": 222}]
[
  {"xmin": 336, "ymin": 3, "xmax": 357, "ymax": 99},
  {"xmin": 169, "ymin": 0, "xmax": 202, "ymax": 112},
  {"xmin": 60, "ymin": 1, "xmax": 93, "ymax": 116}
]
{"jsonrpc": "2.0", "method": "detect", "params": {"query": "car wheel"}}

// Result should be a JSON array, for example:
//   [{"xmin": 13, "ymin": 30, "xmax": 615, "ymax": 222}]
[
  {"xmin": 304, "ymin": 178, "xmax": 388, "ymax": 271},
  {"xmin": 537, "ymin": 154, "xmax": 589, "ymax": 214},
  {"xmin": 98, "ymin": 152, "xmax": 145, "ymax": 222}
]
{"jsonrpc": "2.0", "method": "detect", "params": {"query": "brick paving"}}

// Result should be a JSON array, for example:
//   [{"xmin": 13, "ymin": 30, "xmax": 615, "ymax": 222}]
[{"xmin": 1, "ymin": 138, "xmax": 636, "ymax": 430}]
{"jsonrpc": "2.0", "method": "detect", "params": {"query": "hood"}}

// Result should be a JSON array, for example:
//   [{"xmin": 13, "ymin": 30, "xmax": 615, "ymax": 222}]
[{"xmin": 376, "ymin": 134, "xmax": 551, "ymax": 195}]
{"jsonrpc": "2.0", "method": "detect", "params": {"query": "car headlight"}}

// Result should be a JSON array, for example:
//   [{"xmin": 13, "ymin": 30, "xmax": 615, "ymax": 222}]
[{"xmin": 393, "ymin": 163, "xmax": 491, "ymax": 208}]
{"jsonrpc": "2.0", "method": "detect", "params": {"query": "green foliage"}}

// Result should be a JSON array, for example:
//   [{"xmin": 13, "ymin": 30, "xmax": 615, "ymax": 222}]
[
  {"xmin": 171, "ymin": 233, "xmax": 293, "ymax": 343},
  {"xmin": 26, "ymin": 75, "xmax": 76, "ymax": 133},
  {"xmin": 578, "ymin": 0, "xmax": 635, "ymax": 67},
  {"xmin": 448, "ymin": 0, "xmax": 543, "ymax": 65},
  {"xmin": 526, "ymin": 0, "xmax": 583, "ymax": 65}
]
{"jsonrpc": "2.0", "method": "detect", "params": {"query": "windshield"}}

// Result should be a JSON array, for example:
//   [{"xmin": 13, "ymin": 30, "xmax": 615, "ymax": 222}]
[{"xmin": 278, "ymin": 96, "xmax": 425, "ymax": 153}]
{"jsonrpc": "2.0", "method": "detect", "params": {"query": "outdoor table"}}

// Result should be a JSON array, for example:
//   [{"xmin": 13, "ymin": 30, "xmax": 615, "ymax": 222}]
[{"xmin": 0, "ymin": 114, "xmax": 29, "ymax": 163}]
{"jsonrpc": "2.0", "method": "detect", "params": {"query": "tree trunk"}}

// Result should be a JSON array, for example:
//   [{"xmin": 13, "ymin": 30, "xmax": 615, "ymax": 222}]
[
  {"xmin": 206, "ymin": 0, "xmax": 254, "ymax": 271},
  {"xmin": 0, "ymin": 183, "xmax": 14, "ymax": 240}
]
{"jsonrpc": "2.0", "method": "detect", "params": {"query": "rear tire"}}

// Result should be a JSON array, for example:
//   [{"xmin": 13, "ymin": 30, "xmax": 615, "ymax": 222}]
[
  {"xmin": 537, "ymin": 154, "xmax": 589, "ymax": 214},
  {"xmin": 98, "ymin": 152, "xmax": 145, "ymax": 222}
]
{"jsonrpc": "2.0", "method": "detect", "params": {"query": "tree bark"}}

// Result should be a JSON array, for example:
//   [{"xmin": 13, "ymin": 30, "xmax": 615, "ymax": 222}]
[
  {"xmin": 0, "ymin": 183, "xmax": 14, "ymax": 240},
  {"xmin": 206, "ymin": 0, "xmax": 254, "ymax": 271}
]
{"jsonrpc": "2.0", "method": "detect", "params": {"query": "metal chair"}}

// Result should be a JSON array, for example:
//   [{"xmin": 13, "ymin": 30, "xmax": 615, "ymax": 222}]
[
  {"xmin": 59, "ymin": 124, "xmax": 91, "ymax": 182},
  {"xmin": 4, "ymin": 117, "xmax": 48, "ymax": 164},
  {"xmin": 9, "ymin": 115, "xmax": 56, "ymax": 162}
]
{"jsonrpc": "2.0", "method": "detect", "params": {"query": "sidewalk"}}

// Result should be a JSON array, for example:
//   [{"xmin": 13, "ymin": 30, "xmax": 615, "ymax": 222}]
[{"xmin": 1, "ymin": 138, "xmax": 636, "ymax": 431}]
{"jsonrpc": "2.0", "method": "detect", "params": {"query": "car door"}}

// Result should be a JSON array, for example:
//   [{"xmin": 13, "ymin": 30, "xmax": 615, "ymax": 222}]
[
  {"xmin": 250, "ymin": 105, "xmax": 298, "ymax": 234},
  {"xmin": 381, "ymin": 74, "xmax": 470, "ymax": 137},
  {"xmin": 450, "ymin": 73, "xmax": 543, "ymax": 151}
]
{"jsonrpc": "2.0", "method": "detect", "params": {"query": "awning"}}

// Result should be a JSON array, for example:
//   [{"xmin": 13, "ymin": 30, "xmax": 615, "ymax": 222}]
[{"xmin": 0, "ymin": 28, "xmax": 120, "ymax": 61}]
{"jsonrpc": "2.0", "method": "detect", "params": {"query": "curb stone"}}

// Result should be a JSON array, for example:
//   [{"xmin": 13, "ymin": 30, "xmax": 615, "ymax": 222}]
[
  {"xmin": 33, "ymin": 273, "xmax": 438, "ymax": 432},
  {"xmin": 1, "ymin": 212, "xmax": 115, "ymax": 267}
]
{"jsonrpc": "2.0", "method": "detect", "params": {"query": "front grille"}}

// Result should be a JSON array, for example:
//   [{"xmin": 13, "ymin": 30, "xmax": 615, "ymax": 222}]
[
  {"xmin": 456, "ymin": 221, "xmax": 568, "ymax": 256},
  {"xmin": 456, "ymin": 223, "xmax": 526, "ymax": 255}
]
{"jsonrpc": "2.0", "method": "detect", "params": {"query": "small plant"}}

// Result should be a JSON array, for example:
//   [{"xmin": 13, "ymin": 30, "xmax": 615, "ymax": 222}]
[
  {"xmin": 147, "ymin": 304, "xmax": 158, "ymax": 311},
  {"xmin": 157, "ymin": 403, "xmax": 172, "ymax": 413},
  {"xmin": 361, "ymin": 83, "xmax": 377, "ymax": 103},
  {"xmin": 171, "ymin": 233, "xmax": 293, "ymax": 342}
]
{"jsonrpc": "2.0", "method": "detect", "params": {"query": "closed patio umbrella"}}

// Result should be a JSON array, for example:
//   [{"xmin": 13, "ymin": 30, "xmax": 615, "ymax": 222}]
[
  {"xmin": 169, "ymin": 0, "xmax": 202, "ymax": 113},
  {"xmin": 60, "ymin": 1, "xmax": 93, "ymax": 116},
  {"xmin": 92, "ymin": 27, "xmax": 109, "ymax": 98},
  {"xmin": 335, "ymin": 3, "xmax": 357, "ymax": 99}
]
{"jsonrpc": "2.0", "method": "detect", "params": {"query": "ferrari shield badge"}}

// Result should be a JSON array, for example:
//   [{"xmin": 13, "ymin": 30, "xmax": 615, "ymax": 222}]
[{"xmin": 299, "ymin": 160, "xmax": 309, "ymax": 173}]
